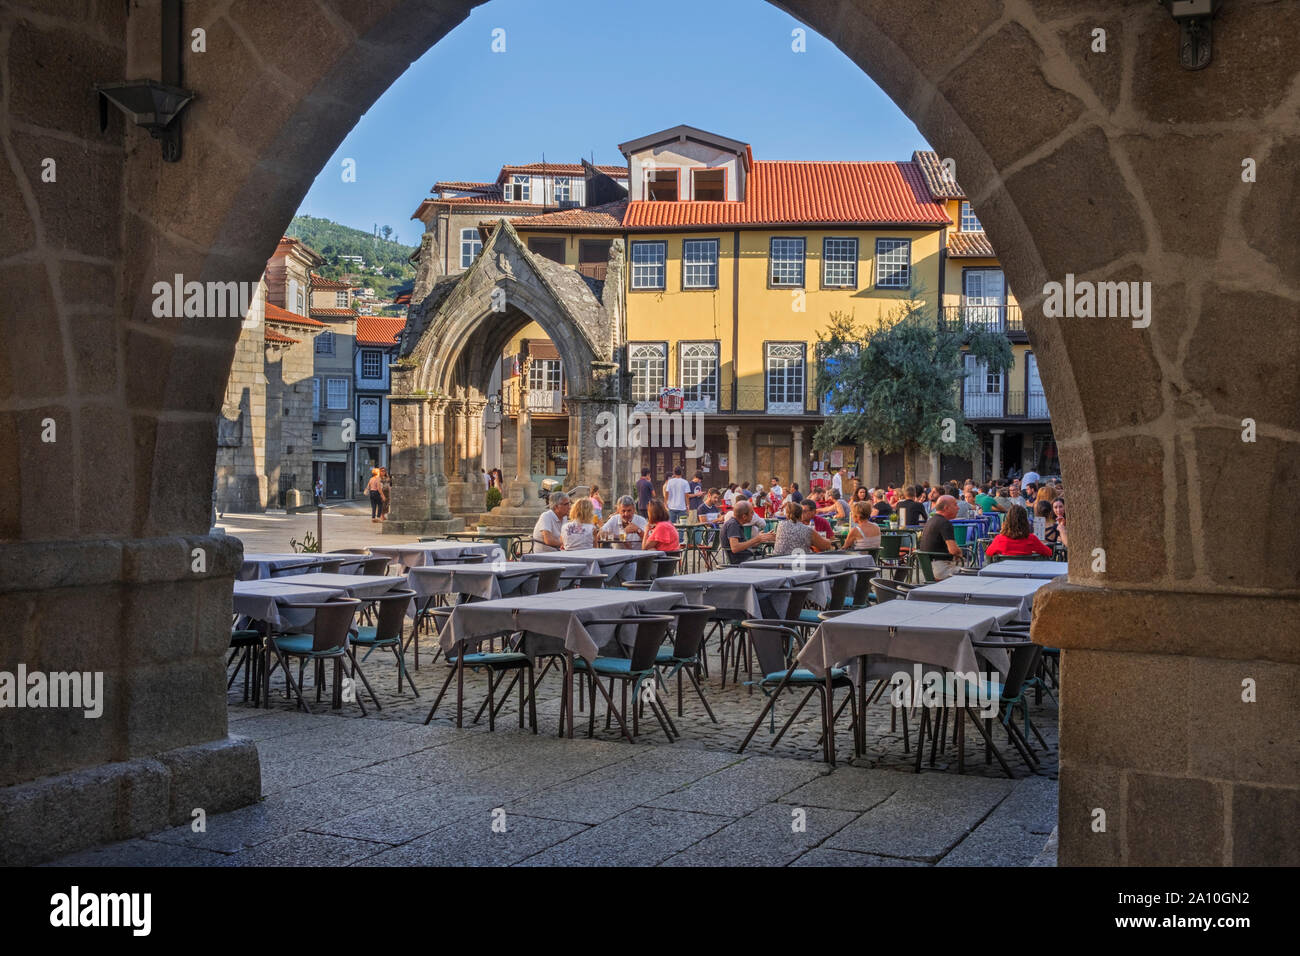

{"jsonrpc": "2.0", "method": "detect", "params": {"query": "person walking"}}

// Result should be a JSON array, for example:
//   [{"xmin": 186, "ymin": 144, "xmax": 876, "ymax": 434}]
[
  {"xmin": 313, "ymin": 477, "xmax": 324, "ymax": 507},
  {"xmin": 636, "ymin": 468, "xmax": 654, "ymax": 518},
  {"xmin": 379, "ymin": 468, "xmax": 392, "ymax": 520},
  {"xmin": 366, "ymin": 468, "xmax": 383, "ymax": 522},
  {"xmin": 663, "ymin": 466, "xmax": 692, "ymax": 523}
]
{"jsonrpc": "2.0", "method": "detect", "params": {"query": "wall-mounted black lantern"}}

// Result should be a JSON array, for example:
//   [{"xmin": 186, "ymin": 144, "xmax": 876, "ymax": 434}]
[{"xmin": 1159, "ymin": 0, "xmax": 1220, "ymax": 71}]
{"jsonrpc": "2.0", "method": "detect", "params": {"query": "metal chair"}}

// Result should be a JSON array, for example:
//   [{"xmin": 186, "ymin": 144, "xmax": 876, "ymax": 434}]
[
  {"xmin": 654, "ymin": 604, "xmax": 717, "ymax": 722},
  {"xmin": 347, "ymin": 588, "xmax": 418, "ymax": 700},
  {"xmin": 268, "ymin": 598, "xmax": 365, "ymax": 714},
  {"xmin": 423, "ymin": 623, "xmax": 537, "ymax": 733},
  {"xmin": 360, "ymin": 556, "xmax": 390, "ymax": 576},
  {"xmin": 720, "ymin": 585, "xmax": 812, "ymax": 689},
  {"xmin": 533, "ymin": 565, "xmax": 566, "ymax": 594},
  {"xmin": 574, "ymin": 615, "xmax": 677, "ymax": 742},
  {"xmin": 736, "ymin": 620, "xmax": 858, "ymax": 765}
]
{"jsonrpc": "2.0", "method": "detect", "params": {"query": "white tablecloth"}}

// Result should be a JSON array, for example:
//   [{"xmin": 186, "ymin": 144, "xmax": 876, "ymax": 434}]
[
  {"xmin": 747, "ymin": 553, "xmax": 876, "ymax": 574},
  {"xmin": 232, "ymin": 581, "xmax": 347, "ymax": 629},
  {"xmin": 281, "ymin": 572, "xmax": 408, "ymax": 600},
  {"xmin": 441, "ymin": 588, "xmax": 686, "ymax": 662},
  {"xmin": 798, "ymin": 600, "xmax": 1018, "ymax": 679},
  {"xmin": 522, "ymin": 548, "xmax": 655, "ymax": 583},
  {"xmin": 650, "ymin": 567, "xmax": 825, "ymax": 617},
  {"xmin": 238, "ymin": 553, "xmax": 367, "ymax": 581},
  {"xmin": 978, "ymin": 560, "xmax": 1067, "ymax": 579},
  {"xmin": 905, "ymin": 575, "xmax": 1045, "ymax": 623},
  {"xmin": 368, "ymin": 541, "xmax": 504, "ymax": 569}
]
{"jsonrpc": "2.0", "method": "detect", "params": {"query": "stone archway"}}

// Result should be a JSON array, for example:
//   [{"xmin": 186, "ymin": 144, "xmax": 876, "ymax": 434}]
[{"xmin": 1, "ymin": 0, "xmax": 1297, "ymax": 864}]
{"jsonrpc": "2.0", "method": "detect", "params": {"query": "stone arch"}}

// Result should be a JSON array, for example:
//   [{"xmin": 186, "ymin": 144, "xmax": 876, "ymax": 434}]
[{"xmin": 3, "ymin": 0, "xmax": 1297, "ymax": 864}]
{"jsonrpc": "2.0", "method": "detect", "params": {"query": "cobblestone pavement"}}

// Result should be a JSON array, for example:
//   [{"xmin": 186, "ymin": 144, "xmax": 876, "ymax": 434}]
[{"xmin": 61, "ymin": 515, "xmax": 1058, "ymax": 866}]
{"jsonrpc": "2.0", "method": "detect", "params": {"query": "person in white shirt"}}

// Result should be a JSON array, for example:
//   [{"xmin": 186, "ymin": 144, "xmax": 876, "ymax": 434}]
[
  {"xmin": 561, "ymin": 496, "xmax": 596, "ymax": 550},
  {"xmin": 831, "ymin": 468, "xmax": 844, "ymax": 495},
  {"xmin": 531, "ymin": 492, "xmax": 570, "ymax": 552},
  {"xmin": 1022, "ymin": 470, "xmax": 1040, "ymax": 487},
  {"xmin": 600, "ymin": 495, "xmax": 647, "ymax": 543},
  {"xmin": 770, "ymin": 477, "xmax": 784, "ymax": 500},
  {"xmin": 663, "ymin": 466, "xmax": 691, "ymax": 522}
]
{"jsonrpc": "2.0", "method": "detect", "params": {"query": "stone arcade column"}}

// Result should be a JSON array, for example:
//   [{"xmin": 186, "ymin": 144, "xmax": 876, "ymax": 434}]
[
  {"xmin": 791, "ymin": 426, "xmax": 806, "ymax": 491},
  {"xmin": 928, "ymin": 450, "xmax": 941, "ymax": 486},
  {"xmin": 990, "ymin": 429, "xmax": 1004, "ymax": 481},
  {"xmin": 725, "ymin": 425, "xmax": 741, "ymax": 486},
  {"xmin": 565, "ymin": 398, "xmax": 617, "ymax": 500},
  {"xmin": 860, "ymin": 445, "xmax": 878, "ymax": 489}
]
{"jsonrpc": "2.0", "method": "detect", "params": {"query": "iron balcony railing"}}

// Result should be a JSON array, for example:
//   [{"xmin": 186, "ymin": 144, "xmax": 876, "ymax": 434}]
[
  {"xmin": 941, "ymin": 304, "xmax": 1025, "ymax": 335},
  {"xmin": 962, "ymin": 388, "xmax": 1049, "ymax": 419}
]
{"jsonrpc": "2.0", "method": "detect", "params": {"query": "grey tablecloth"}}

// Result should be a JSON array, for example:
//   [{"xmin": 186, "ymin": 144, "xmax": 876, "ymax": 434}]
[
  {"xmin": 280, "ymin": 572, "xmax": 408, "ymax": 600},
  {"xmin": 747, "ymin": 553, "xmax": 876, "ymax": 574},
  {"xmin": 409, "ymin": 563, "xmax": 548, "ymax": 602},
  {"xmin": 238, "ymin": 553, "xmax": 367, "ymax": 581},
  {"xmin": 905, "ymin": 575, "xmax": 1045, "ymax": 623},
  {"xmin": 978, "ymin": 560, "xmax": 1067, "ymax": 579},
  {"xmin": 522, "ymin": 548, "xmax": 654, "ymax": 583},
  {"xmin": 650, "ymin": 567, "xmax": 825, "ymax": 617},
  {"xmin": 798, "ymin": 600, "xmax": 1018, "ymax": 679},
  {"xmin": 232, "ymin": 581, "xmax": 346, "ymax": 628},
  {"xmin": 441, "ymin": 588, "xmax": 686, "ymax": 662},
  {"xmin": 368, "ymin": 541, "xmax": 504, "ymax": 569}
]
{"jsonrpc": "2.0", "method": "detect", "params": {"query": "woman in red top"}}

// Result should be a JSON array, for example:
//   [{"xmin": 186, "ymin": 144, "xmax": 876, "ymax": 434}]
[
  {"xmin": 643, "ymin": 499, "xmax": 682, "ymax": 553},
  {"xmin": 984, "ymin": 504, "xmax": 1053, "ymax": 558}
]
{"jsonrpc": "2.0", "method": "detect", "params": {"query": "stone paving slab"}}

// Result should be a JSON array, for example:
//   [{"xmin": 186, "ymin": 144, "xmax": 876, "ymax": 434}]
[
  {"xmin": 519, "ymin": 806, "xmax": 734, "ymax": 867},
  {"xmin": 45, "ymin": 838, "xmax": 234, "ymax": 867},
  {"xmin": 778, "ymin": 765, "xmax": 904, "ymax": 812},
  {"xmin": 307, "ymin": 783, "xmax": 506, "ymax": 846},
  {"xmin": 936, "ymin": 777, "xmax": 1059, "ymax": 867},
  {"xmin": 790, "ymin": 848, "xmax": 930, "ymax": 867},
  {"xmin": 355, "ymin": 813, "xmax": 590, "ymax": 867},
  {"xmin": 643, "ymin": 754, "xmax": 827, "ymax": 816},
  {"xmin": 660, "ymin": 803, "xmax": 859, "ymax": 867},
  {"xmin": 217, "ymin": 830, "xmax": 387, "ymax": 867}
]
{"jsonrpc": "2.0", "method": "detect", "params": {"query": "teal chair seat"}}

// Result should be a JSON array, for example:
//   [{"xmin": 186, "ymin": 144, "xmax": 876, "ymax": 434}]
[
  {"xmin": 451, "ymin": 651, "xmax": 530, "ymax": 667},
  {"xmin": 763, "ymin": 666, "xmax": 848, "ymax": 684},
  {"xmin": 272, "ymin": 634, "xmax": 340, "ymax": 658},
  {"xmin": 351, "ymin": 625, "xmax": 398, "ymax": 646},
  {"xmin": 572, "ymin": 656, "xmax": 642, "ymax": 676}
]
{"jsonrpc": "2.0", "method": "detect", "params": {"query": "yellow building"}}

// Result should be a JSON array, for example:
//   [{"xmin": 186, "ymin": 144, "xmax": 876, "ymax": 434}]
[{"xmin": 430, "ymin": 125, "xmax": 1055, "ymax": 494}]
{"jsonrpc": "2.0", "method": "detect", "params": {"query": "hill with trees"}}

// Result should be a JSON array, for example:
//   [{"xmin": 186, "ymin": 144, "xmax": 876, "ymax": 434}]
[{"xmin": 285, "ymin": 215, "xmax": 418, "ymax": 282}]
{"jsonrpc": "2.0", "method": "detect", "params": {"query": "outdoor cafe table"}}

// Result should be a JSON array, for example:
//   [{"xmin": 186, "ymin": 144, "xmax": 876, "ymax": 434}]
[
  {"xmin": 978, "ymin": 560, "xmax": 1068, "ymax": 580},
  {"xmin": 747, "ymin": 552, "xmax": 876, "ymax": 575},
  {"xmin": 522, "ymin": 547, "xmax": 654, "ymax": 583},
  {"xmin": 649, "ymin": 566, "xmax": 826, "ymax": 616},
  {"xmin": 232, "ymin": 579, "xmax": 344, "ymax": 629},
  {"xmin": 796, "ymin": 600, "xmax": 1019, "ymax": 765},
  {"xmin": 408, "ymin": 562, "xmax": 569, "ymax": 603},
  {"xmin": 439, "ymin": 588, "xmax": 686, "ymax": 737},
  {"xmin": 278, "ymin": 572, "xmax": 409, "ymax": 600},
  {"xmin": 238, "ymin": 552, "xmax": 367, "ymax": 581},
  {"xmin": 904, "ymin": 575, "xmax": 1046, "ymax": 624},
  {"xmin": 368, "ymin": 540, "xmax": 503, "ymax": 569}
]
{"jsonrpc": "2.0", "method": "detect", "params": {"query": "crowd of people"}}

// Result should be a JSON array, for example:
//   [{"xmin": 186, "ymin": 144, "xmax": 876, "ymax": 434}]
[{"xmin": 529, "ymin": 463, "xmax": 1068, "ymax": 578}]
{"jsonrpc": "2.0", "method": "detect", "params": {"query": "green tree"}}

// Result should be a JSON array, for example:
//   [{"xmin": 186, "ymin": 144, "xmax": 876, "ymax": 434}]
[{"xmin": 813, "ymin": 299, "xmax": 1013, "ymax": 486}]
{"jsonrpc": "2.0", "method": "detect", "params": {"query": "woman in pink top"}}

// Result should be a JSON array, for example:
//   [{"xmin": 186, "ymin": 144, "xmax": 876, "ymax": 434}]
[{"xmin": 643, "ymin": 499, "xmax": 681, "ymax": 553}]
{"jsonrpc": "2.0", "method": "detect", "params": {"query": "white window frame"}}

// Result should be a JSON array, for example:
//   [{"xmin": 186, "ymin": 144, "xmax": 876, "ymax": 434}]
[
  {"xmin": 361, "ymin": 349, "xmax": 383, "ymax": 380},
  {"xmin": 314, "ymin": 330, "xmax": 335, "ymax": 355},
  {"xmin": 326, "ymin": 377, "xmax": 349, "ymax": 411},
  {"xmin": 875, "ymin": 238, "xmax": 911, "ymax": 289},
  {"xmin": 682, "ymin": 239, "xmax": 719, "ymax": 289},
  {"xmin": 960, "ymin": 201, "xmax": 984, "ymax": 233},
  {"xmin": 460, "ymin": 228, "xmax": 482, "ymax": 269},
  {"xmin": 680, "ymin": 342, "xmax": 719, "ymax": 412},
  {"xmin": 510, "ymin": 174, "xmax": 530, "ymax": 202},
  {"xmin": 629, "ymin": 343, "xmax": 667, "ymax": 405},
  {"xmin": 822, "ymin": 237, "xmax": 858, "ymax": 288},
  {"xmin": 630, "ymin": 241, "xmax": 667, "ymax": 290},
  {"xmin": 358, "ymin": 397, "xmax": 381, "ymax": 435},
  {"xmin": 334, "ymin": 290, "xmax": 348, "ymax": 307},
  {"xmin": 769, "ymin": 237, "xmax": 805, "ymax": 287},
  {"xmin": 963, "ymin": 354, "xmax": 1003, "ymax": 417},
  {"xmin": 765, "ymin": 342, "xmax": 805, "ymax": 414},
  {"xmin": 552, "ymin": 176, "xmax": 571, "ymax": 203},
  {"xmin": 312, "ymin": 377, "xmax": 320, "ymax": 420},
  {"xmin": 528, "ymin": 358, "xmax": 562, "ymax": 393}
]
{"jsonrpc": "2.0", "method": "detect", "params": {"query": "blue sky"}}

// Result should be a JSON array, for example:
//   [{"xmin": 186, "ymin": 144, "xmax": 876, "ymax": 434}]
[{"xmin": 296, "ymin": 0, "xmax": 932, "ymax": 243}]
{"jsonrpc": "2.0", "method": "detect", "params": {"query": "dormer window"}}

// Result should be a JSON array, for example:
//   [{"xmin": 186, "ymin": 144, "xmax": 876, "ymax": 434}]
[
  {"xmin": 505, "ymin": 174, "xmax": 530, "ymax": 202},
  {"xmin": 692, "ymin": 168, "xmax": 725, "ymax": 201},
  {"xmin": 646, "ymin": 169, "xmax": 679, "ymax": 202}
]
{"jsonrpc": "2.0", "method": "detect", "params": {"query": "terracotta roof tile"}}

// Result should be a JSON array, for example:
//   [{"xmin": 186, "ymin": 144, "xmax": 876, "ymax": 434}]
[
  {"xmin": 309, "ymin": 307, "xmax": 358, "ymax": 318},
  {"xmin": 947, "ymin": 231, "xmax": 997, "ymax": 258},
  {"xmin": 497, "ymin": 200, "xmax": 628, "ymax": 232},
  {"xmin": 310, "ymin": 274, "xmax": 351, "ymax": 290},
  {"xmin": 355, "ymin": 315, "xmax": 407, "ymax": 347},
  {"xmin": 265, "ymin": 302, "xmax": 326, "ymax": 327},
  {"xmin": 434, "ymin": 180, "xmax": 498, "ymax": 193},
  {"xmin": 911, "ymin": 150, "xmax": 965, "ymax": 199},
  {"xmin": 498, "ymin": 163, "xmax": 627, "ymax": 179},
  {"xmin": 622, "ymin": 161, "xmax": 950, "ymax": 229},
  {"xmin": 263, "ymin": 329, "xmax": 300, "ymax": 345}
]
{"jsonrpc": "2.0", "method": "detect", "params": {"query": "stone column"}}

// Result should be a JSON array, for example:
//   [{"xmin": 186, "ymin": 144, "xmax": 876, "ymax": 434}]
[
  {"xmin": 791, "ymin": 426, "xmax": 805, "ymax": 490},
  {"xmin": 990, "ymin": 429, "xmax": 1004, "ymax": 481},
  {"xmin": 566, "ymin": 398, "xmax": 616, "ymax": 497},
  {"xmin": 928, "ymin": 450, "xmax": 941, "ymax": 486},
  {"xmin": 860, "ymin": 445, "xmax": 878, "ymax": 488},
  {"xmin": 725, "ymin": 424, "xmax": 741, "ymax": 486},
  {"xmin": 427, "ymin": 398, "xmax": 452, "ymax": 521},
  {"xmin": 971, "ymin": 449, "xmax": 984, "ymax": 484}
]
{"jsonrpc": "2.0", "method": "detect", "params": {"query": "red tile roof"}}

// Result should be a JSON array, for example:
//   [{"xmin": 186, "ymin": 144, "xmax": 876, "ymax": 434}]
[
  {"xmin": 912, "ymin": 150, "xmax": 965, "ymax": 199},
  {"xmin": 947, "ymin": 231, "xmax": 997, "ymax": 258},
  {"xmin": 497, "ymin": 200, "xmax": 628, "ymax": 232},
  {"xmin": 309, "ymin": 307, "xmax": 358, "ymax": 318},
  {"xmin": 310, "ymin": 274, "xmax": 351, "ymax": 290},
  {"xmin": 434, "ymin": 180, "xmax": 498, "ymax": 193},
  {"xmin": 622, "ymin": 161, "xmax": 950, "ymax": 229},
  {"xmin": 263, "ymin": 329, "xmax": 300, "ymax": 345},
  {"xmin": 265, "ymin": 302, "xmax": 326, "ymax": 327},
  {"xmin": 355, "ymin": 315, "xmax": 407, "ymax": 347},
  {"xmin": 498, "ymin": 163, "xmax": 627, "ymax": 179}
]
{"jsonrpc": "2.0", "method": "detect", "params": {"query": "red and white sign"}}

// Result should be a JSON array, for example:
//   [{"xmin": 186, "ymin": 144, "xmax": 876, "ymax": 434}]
[{"xmin": 658, "ymin": 387, "xmax": 684, "ymax": 411}]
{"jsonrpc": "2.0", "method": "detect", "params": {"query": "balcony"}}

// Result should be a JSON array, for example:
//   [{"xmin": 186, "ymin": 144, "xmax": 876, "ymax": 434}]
[
  {"xmin": 502, "ymin": 379, "xmax": 566, "ymax": 416},
  {"xmin": 963, "ymin": 389, "xmax": 1050, "ymax": 420},
  {"xmin": 941, "ymin": 304, "xmax": 1025, "ymax": 338}
]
